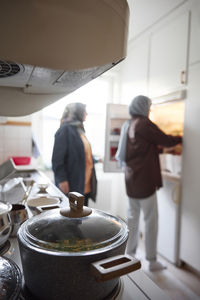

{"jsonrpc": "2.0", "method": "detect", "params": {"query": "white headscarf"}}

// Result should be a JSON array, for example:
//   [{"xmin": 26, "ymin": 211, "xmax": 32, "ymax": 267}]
[{"xmin": 115, "ymin": 95, "xmax": 151, "ymax": 168}]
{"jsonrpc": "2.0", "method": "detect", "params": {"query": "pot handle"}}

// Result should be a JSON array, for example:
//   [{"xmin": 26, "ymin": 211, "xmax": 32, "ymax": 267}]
[
  {"xmin": 90, "ymin": 254, "xmax": 141, "ymax": 282},
  {"xmin": 60, "ymin": 192, "xmax": 92, "ymax": 218}
]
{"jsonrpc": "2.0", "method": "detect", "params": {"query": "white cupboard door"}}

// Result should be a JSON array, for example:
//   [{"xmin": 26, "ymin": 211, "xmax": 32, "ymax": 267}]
[
  {"xmin": 149, "ymin": 12, "xmax": 190, "ymax": 98},
  {"xmin": 180, "ymin": 63, "xmax": 200, "ymax": 273},
  {"xmin": 120, "ymin": 39, "xmax": 149, "ymax": 102}
]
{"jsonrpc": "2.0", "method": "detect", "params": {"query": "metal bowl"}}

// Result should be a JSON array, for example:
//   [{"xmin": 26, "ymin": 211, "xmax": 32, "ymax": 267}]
[
  {"xmin": 10, "ymin": 204, "xmax": 28, "ymax": 237},
  {"xmin": 27, "ymin": 195, "xmax": 61, "ymax": 215},
  {"xmin": 0, "ymin": 202, "xmax": 12, "ymax": 247}
]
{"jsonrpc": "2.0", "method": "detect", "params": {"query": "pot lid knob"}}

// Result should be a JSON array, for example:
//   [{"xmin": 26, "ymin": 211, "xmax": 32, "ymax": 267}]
[{"xmin": 60, "ymin": 192, "xmax": 92, "ymax": 218}]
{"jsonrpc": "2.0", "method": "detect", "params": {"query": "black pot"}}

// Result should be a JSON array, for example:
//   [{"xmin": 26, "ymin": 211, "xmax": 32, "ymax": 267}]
[
  {"xmin": 0, "ymin": 256, "xmax": 22, "ymax": 300},
  {"xmin": 17, "ymin": 192, "xmax": 141, "ymax": 300}
]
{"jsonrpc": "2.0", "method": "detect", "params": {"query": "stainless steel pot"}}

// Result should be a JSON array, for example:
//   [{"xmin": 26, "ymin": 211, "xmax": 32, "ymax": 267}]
[
  {"xmin": 18, "ymin": 192, "xmax": 141, "ymax": 300},
  {"xmin": 27, "ymin": 195, "xmax": 61, "ymax": 215},
  {"xmin": 10, "ymin": 203, "xmax": 28, "ymax": 237},
  {"xmin": 0, "ymin": 202, "xmax": 12, "ymax": 247}
]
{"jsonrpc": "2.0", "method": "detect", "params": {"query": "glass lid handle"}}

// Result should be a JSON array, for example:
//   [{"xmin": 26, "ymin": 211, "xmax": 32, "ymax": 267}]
[{"xmin": 60, "ymin": 192, "xmax": 92, "ymax": 218}]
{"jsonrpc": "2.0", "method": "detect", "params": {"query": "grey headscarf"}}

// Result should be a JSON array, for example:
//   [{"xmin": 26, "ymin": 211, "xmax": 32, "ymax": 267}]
[
  {"xmin": 61, "ymin": 102, "xmax": 86, "ymax": 133},
  {"xmin": 61, "ymin": 102, "xmax": 86, "ymax": 122},
  {"xmin": 129, "ymin": 95, "xmax": 151, "ymax": 117},
  {"xmin": 115, "ymin": 95, "xmax": 151, "ymax": 168}
]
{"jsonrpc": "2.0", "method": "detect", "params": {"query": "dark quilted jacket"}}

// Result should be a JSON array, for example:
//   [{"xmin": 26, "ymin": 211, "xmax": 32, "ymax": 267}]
[{"xmin": 52, "ymin": 123, "xmax": 86, "ymax": 194}]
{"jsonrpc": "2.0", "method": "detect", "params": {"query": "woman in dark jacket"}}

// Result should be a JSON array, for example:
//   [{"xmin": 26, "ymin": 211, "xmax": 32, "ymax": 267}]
[
  {"xmin": 51, "ymin": 102, "xmax": 97, "ymax": 206},
  {"xmin": 116, "ymin": 95, "xmax": 182, "ymax": 271}
]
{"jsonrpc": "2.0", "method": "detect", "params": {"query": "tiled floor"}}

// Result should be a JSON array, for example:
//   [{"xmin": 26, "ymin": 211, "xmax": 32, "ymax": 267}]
[{"xmin": 137, "ymin": 240, "xmax": 200, "ymax": 300}]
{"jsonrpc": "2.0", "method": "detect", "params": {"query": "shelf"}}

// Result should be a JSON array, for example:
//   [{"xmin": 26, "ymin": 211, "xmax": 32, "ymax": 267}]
[
  {"xmin": 161, "ymin": 170, "xmax": 181, "ymax": 183},
  {"xmin": 109, "ymin": 135, "xmax": 120, "ymax": 142},
  {"xmin": 0, "ymin": 121, "xmax": 31, "ymax": 126},
  {"xmin": 110, "ymin": 116, "xmax": 129, "ymax": 120}
]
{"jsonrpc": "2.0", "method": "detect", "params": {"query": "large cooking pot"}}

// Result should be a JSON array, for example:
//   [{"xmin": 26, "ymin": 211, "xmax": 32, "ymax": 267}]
[
  {"xmin": 0, "ymin": 201, "xmax": 12, "ymax": 247},
  {"xmin": 18, "ymin": 192, "xmax": 141, "ymax": 300},
  {"xmin": 0, "ymin": 256, "xmax": 22, "ymax": 300}
]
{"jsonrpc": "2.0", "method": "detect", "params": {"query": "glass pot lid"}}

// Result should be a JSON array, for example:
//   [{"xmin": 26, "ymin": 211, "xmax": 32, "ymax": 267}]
[{"xmin": 20, "ymin": 192, "xmax": 128, "ymax": 254}]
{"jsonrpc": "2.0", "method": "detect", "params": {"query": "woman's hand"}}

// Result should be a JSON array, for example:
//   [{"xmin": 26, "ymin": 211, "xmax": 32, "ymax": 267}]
[{"xmin": 59, "ymin": 181, "xmax": 69, "ymax": 195}]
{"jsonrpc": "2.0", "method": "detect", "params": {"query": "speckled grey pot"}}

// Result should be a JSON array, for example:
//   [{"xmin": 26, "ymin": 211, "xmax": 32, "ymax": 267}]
[{"xmin": 17, "ymin": 234, "xmax": 127, "ymax": 300}]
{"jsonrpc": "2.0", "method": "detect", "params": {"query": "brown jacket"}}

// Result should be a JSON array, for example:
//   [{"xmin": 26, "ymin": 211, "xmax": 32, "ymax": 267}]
[{"xmin": 125, "ymin": 116, "xmax": 182, "ymax": 198}]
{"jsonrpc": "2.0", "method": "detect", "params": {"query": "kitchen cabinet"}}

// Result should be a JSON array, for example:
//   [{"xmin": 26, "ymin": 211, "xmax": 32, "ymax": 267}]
[
  {"xmin": 180, "ymin": 62, "xmax": 200, "ymax": 273},
  {"xmin": 149, "ymin": 11, "xmax": 190, "ymax": 98},
  {"xmin": 127, "ymin": 0, "xmax": 186, "ymax": 40},
  {"xmin": 157, "ymin": 176, "xmax": 181, "ymax": 265},
  {"xmin": 120, "ymin": 39, "xmax": 149, "ymax": 102},
  {"xmin": 104, "ymin": 103, "xmax": 129, "ymax": 173}
]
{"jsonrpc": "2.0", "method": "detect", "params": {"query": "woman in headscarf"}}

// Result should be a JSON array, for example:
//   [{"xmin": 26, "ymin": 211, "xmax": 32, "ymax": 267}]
[
  {"xmin": 115, "ymin": 95, "xmax": 182, "ymax": 271},
  {"xmin": 52, "ymin": 102, "xmax": 97, "ymax": 206}
]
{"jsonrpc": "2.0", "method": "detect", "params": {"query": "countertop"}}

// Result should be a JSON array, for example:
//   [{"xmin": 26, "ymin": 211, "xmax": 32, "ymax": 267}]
[
  {"xmin": 162, "ymin": 170, "xmax": 181, "ymax": 183},
  {"xmin": 2, "ymin": 168, "xmax": 171, "ymax": 300}
]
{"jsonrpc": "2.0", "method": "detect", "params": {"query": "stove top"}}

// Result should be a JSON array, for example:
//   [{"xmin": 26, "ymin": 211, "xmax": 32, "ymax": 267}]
[{"xmin": 1, "ymin": 169, "xmax": 171, "ymax": 300}]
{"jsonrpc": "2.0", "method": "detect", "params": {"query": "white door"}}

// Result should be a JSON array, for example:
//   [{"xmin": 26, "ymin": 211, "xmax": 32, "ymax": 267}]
[
  {"xmin": 180, "ymin": 63, "xmax": 200, "ymax": 272},
  {"xmin": 157, "ymin": 179, "xmax": 181, "ymax": 264}
]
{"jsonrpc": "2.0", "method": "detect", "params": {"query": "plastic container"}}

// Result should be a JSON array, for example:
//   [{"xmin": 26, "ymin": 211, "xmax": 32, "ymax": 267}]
[{"xmin": 12, "ymin": 156, "xmax": 31, "ymax": 165}]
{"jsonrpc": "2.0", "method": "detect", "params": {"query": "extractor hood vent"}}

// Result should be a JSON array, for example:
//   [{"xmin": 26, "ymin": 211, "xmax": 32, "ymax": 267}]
[
  {"xmin": 0, "ymin": 0, "xmax": 129, "ymax": 116},
  {"xmin": 0, "ymin": 61, "xmax": 23, "ymax": 78}
]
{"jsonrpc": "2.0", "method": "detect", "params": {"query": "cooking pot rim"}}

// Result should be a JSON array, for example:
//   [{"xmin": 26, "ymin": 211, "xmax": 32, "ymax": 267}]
[
  {"xmin": 17, "ymin": 207, "xmax": 129, "ymax": 256},
  {"xmin": 17, "ymin": 226, "xmax": 128, "ymax": 256}
]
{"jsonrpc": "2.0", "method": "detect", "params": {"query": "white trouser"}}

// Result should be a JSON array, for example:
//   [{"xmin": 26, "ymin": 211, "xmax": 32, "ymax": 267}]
[{"xmin": 126, "ymin": 192, "xmax": 158, "ymax": 261}]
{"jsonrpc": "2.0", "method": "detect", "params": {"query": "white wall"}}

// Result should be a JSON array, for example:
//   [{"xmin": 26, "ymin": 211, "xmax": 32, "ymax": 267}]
[
  {"xmin": 189, "ymin": 0, "xmax": 200, "ymax": 64},
  {"xmin": 0, "ymin": 116, "xmax": 32, "ymax": 165}
]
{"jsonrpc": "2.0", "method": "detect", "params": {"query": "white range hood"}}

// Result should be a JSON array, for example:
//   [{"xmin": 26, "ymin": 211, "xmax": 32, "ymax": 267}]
[{"xmin": 0, "ymin": 0, "xmax": 129, "ymax": 116}]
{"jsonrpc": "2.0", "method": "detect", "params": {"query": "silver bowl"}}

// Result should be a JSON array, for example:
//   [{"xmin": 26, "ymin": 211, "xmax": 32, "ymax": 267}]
[
  {"xmin": 0, "ymin": 202, "xmax": 12, "ymax": 247},
  {"xmin": 10, "ymin": 204, "xmax": 28, "ymax": 237}
]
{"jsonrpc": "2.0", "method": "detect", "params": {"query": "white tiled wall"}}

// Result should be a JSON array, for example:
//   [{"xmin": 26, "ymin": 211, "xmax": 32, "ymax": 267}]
[{"xmin": 0, "ymin": 124, "xmax": 32, "ymax": 165}]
